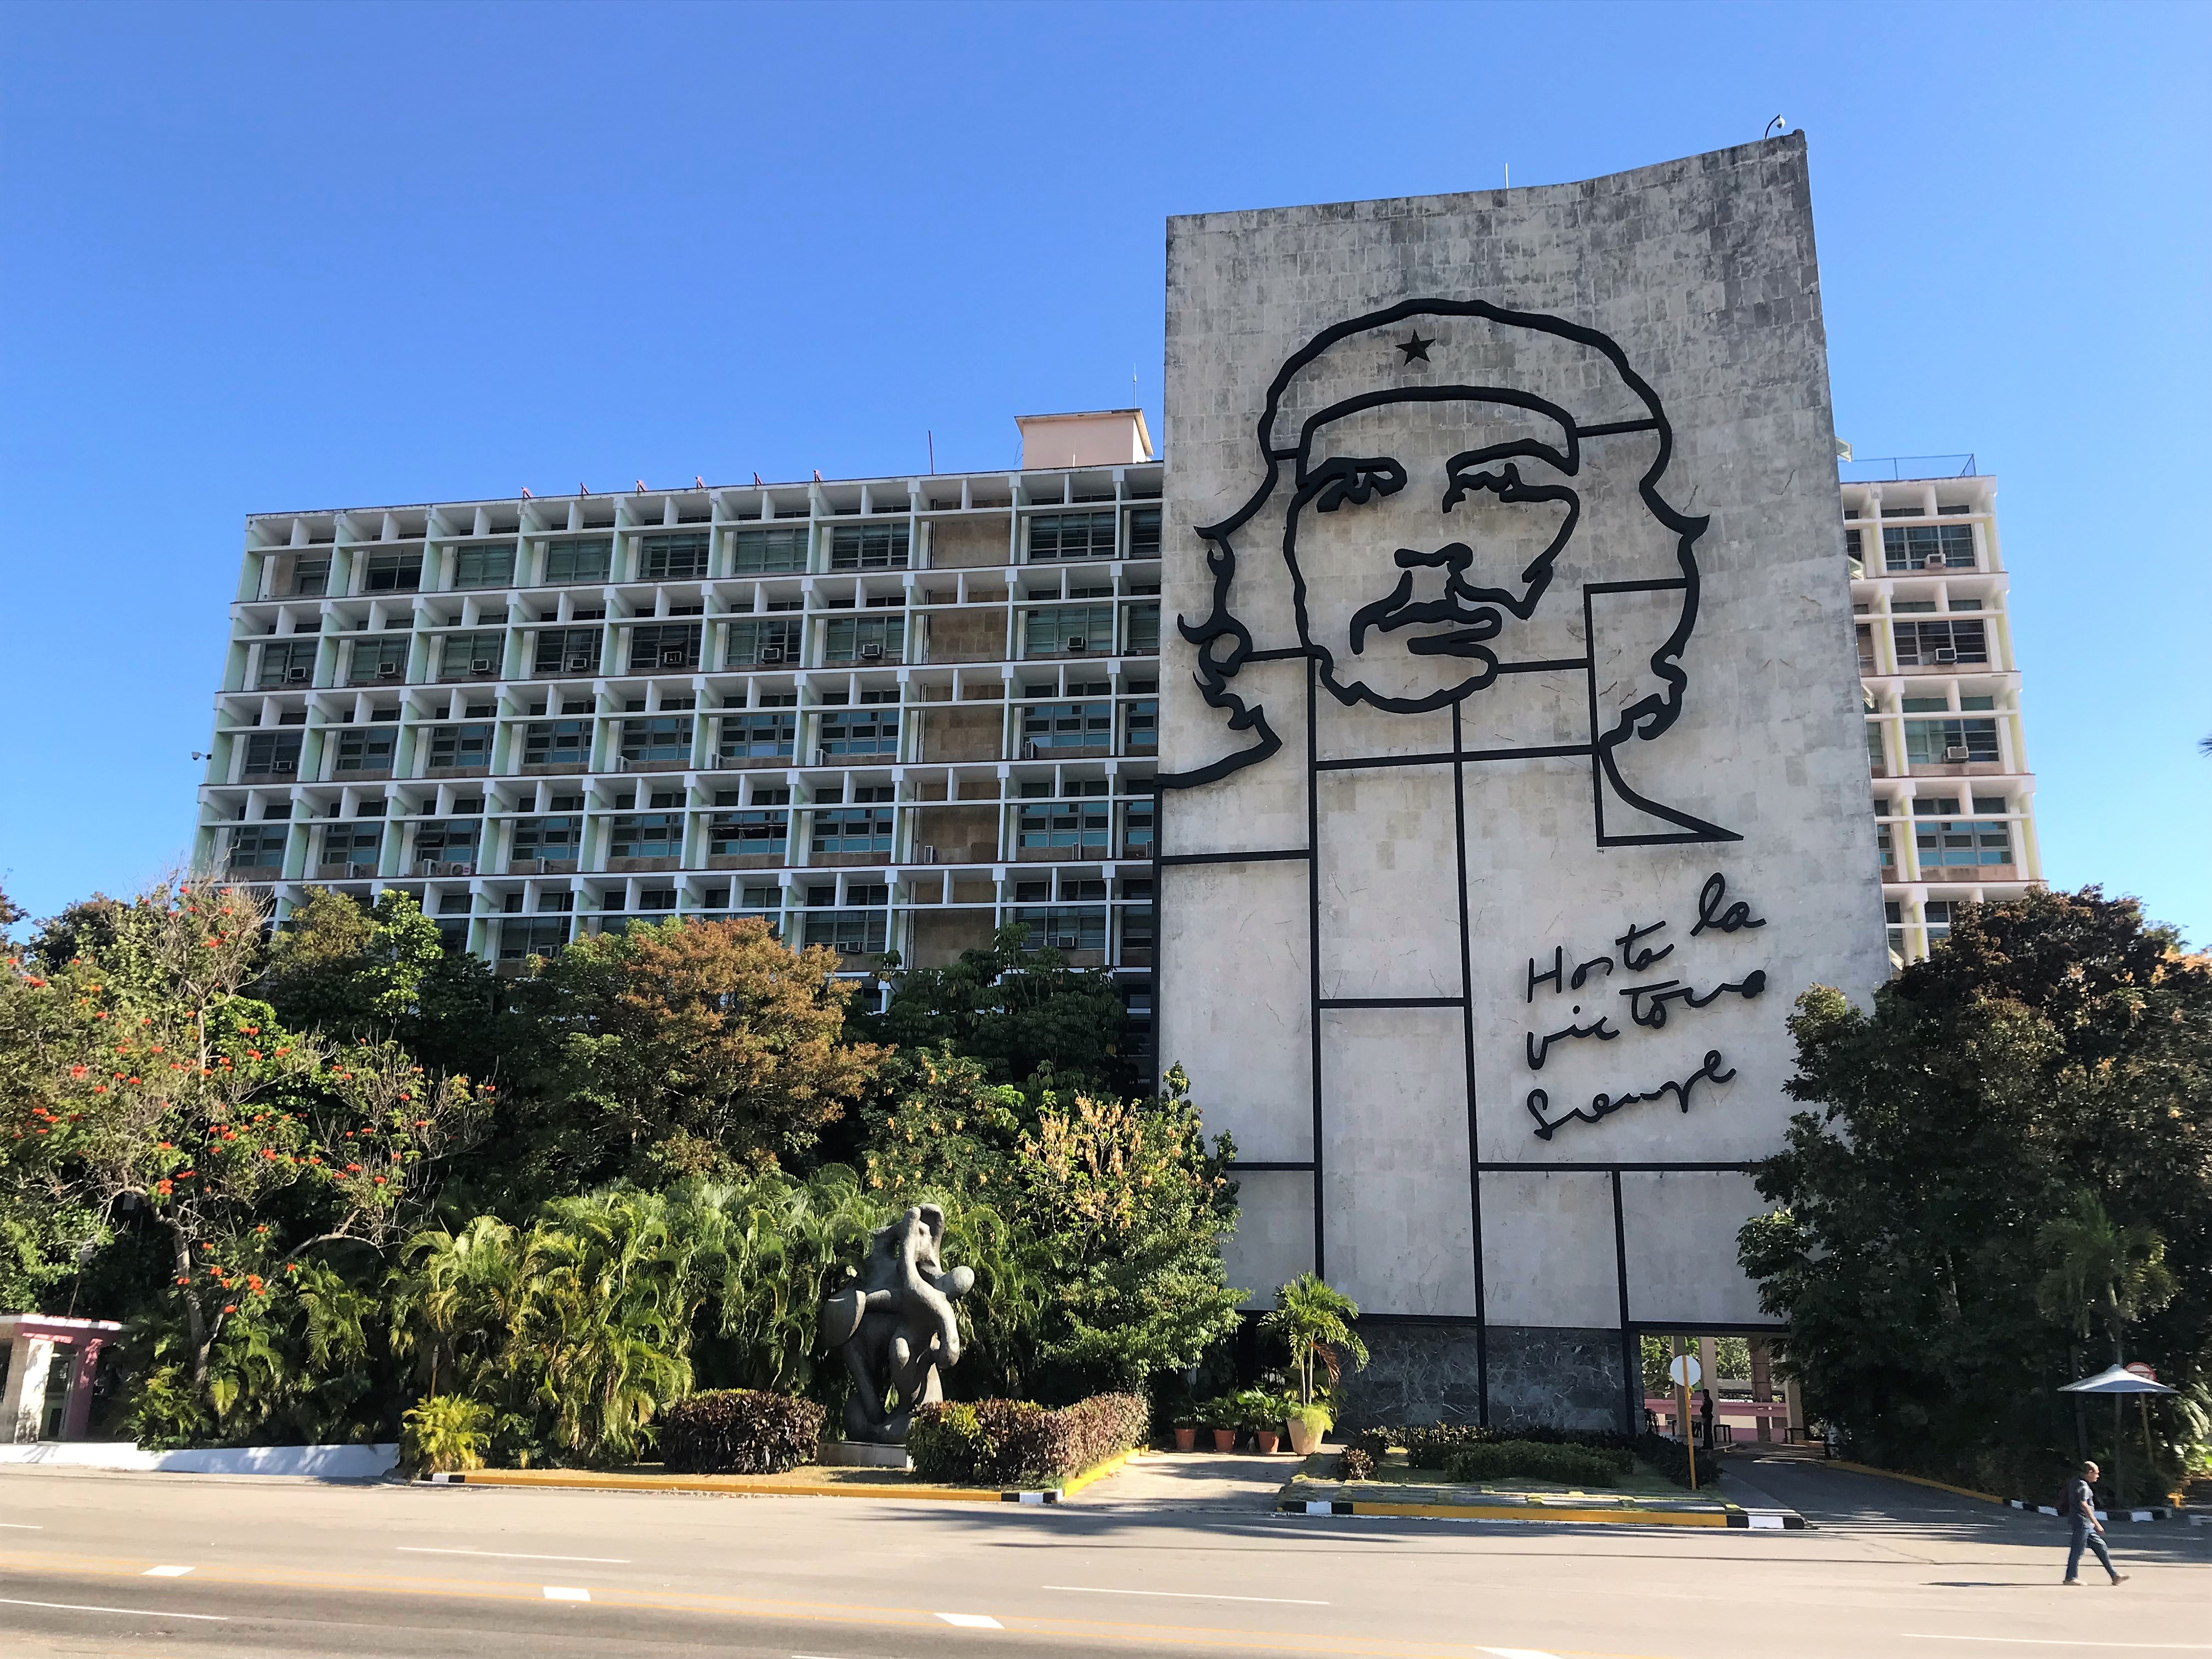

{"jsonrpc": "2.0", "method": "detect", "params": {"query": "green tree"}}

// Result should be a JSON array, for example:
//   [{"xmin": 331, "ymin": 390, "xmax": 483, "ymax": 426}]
[
  {"xmin": 1739, "ymin": 889, "xmax": 2212, "ymax": 1499},
  {"xmin": 259, "ymin": 888, "xmax": 445, "ymax": 1037},
  {"xmin": 864, "ymin": 924, "xmax": 1134, "ymax": 1096},
  {"xmin": 2036, "ymin": 1192, "xmax": 2177, "ymax": 1363},
  {"xmin": 1263, "ymin": 1273, "xmax": 1369, "ymax": 1406}
]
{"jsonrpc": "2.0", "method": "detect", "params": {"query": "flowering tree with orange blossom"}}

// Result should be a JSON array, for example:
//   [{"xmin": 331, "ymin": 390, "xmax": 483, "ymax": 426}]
[{"xmin": 0, "ymin": 877, "xmax": 481, "ymax": 1407}]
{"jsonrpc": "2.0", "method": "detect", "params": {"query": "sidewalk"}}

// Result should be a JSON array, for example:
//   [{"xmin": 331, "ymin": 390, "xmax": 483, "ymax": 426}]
[{"xmin": 1066, "ymin": 1449, "xmax": 1295, "ymax": 1511}]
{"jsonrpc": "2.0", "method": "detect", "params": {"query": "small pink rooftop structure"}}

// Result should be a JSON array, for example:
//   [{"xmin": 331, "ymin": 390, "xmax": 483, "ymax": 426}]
[
  {"xmin": 1015, "ymin": 408, "xmax": 1154, "ymax": 470},
  {"xmin": 1, "ymin": 1314, "xmax": 123, "ymax": 1442}
]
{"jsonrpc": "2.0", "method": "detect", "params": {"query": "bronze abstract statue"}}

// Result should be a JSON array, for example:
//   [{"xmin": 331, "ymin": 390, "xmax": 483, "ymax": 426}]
[{"xmin": 819, "ymin": 1203, "xmax": 974, "ymax": 1444}]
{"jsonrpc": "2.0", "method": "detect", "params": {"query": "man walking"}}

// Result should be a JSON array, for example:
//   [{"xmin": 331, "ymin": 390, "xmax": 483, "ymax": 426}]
[{"xmin": 2064, "ymin": 1461, "xmax": 2129, "ymax": 1586}]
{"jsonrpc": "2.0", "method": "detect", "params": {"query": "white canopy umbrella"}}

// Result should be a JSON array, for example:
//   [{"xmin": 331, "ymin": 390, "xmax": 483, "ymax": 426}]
[{"xmin": 2058, "ymin": 1364, "xmax": 2176, "ymax": 1396}]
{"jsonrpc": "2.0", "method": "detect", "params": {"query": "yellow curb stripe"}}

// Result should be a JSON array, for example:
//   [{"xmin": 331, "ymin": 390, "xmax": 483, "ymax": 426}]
[
  {"xmin": 450, "ymin": 1468, "xmax": 1009, "ymax": 1502},
  {"xmin": 1059, "ymin": 1448, "xmax": 1139, "ymax": 1497},
  {"xmin": 1817, "ymin": 1458, "xmax": 2005, "ymax": 1505},
  {"xmin": 1316, "ymin": 1501, "xmax": 1728, "ymax": 1525}
]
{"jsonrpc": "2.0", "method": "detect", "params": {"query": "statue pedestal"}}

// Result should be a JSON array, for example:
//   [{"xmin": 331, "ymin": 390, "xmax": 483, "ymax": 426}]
[{"xmin": 821, "ymin": 1440, "xmax": 914, "ymax": 1470}]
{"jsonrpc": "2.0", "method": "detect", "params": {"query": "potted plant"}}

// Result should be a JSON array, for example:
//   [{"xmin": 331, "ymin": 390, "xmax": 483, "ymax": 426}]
[
  {"xmin": 1204, "ymin": 1396, "xmax": 1237, "ymax": 1453},
  {"xmin": 1233, "ymin": 1389, "xmax": 1282, "ymax": 1454},
  {"xmin": 1262, "ymin": 1273, "xmax": 1369, "ymax": 1454},
  {"xmin": 1171, "ymin": 1404, "xmax": 1199, "ymax": 1453}
]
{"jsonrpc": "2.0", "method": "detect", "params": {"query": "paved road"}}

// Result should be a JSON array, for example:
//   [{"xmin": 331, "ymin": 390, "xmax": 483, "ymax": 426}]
[{"xmin": 0, "ymin": 1451, "xmax": 2203, "ymax": 1658}]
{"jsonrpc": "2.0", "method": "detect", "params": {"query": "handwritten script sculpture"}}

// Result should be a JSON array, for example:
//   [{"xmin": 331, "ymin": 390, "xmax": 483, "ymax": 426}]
[{"xmin": 819, "ymin": 1203, "xmax": 975, "ymax": 1444}]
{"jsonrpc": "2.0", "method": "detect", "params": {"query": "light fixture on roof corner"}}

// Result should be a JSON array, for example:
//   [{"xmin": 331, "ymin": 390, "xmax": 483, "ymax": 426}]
[{"xmin": 1764, "ymin": 115, "xmax": 1787, "ymax": 139}]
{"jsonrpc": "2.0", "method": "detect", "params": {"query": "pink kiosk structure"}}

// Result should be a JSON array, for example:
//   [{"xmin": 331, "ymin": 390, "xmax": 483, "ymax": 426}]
[{"xmin": 1, "ymin": 1314, "xmax": 123, "ymax": 1442}]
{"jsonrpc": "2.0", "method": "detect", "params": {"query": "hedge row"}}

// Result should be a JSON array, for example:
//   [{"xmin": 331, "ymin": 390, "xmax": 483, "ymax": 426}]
[
  {"xmin": 1400, "ymin": 1421, "xmax": 1634, "ymax": 1467},
  {"xmin": 658, "ymin": 1389, "xmax": 825, "ymax": 1475},
  {"xmin": 1442, "ymin": 1438, "xmax": 1633, "ymax": 1487},
  {"xmin": 909, "ymin": 1393, "xmax": 1149, "ymax": 1485}
]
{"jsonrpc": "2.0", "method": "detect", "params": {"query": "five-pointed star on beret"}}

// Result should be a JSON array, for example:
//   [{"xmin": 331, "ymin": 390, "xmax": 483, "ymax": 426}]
[{"xmin": 1396, "ymin": 330, "xmax": 1435, "ymax": 363}]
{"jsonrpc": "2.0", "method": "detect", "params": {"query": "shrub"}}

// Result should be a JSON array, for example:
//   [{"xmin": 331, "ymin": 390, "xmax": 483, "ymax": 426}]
[
  {"xmin": 657, "ymin": 1389, "xmax": 824, "ymax": 1475},
  {"xmin": 1350, "ymin": 1426, "xmax": 1393, "ymax": 1462},
  {"xmin": 402, "ymin": 1396, "xmax": 493, "ymax": 1475},
  {"xmin": 1336, "ymin": 1446, "xmax": 1375, "ymax": 1481},
  {"xmin": 1637, "ymin": 1431, "xmax": 1697, "ymax": 1486},
  {"xmin": 909, "ymin": 1393, "xmax": 1149, "ymax": 1485},
  {"xmin": 1404, "ymin": 1423, "xmax": 1496, "ymax": 1467},
  {"xmin": 1442, "ymin": 1439, "xmax": 1632, "ymax": 1487}
]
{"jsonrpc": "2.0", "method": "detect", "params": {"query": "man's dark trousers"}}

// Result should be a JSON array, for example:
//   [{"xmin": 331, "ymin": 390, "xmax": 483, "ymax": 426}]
[{"xmin": 2066, "ymin": 1521, "xmax": 2116, "ymax": 1582}]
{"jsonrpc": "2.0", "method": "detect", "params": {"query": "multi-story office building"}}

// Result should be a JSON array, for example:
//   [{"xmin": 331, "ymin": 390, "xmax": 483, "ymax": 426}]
[
  {"xmin": 195, "ymin": 409, "xmax": 1165, "ymax": 1037},
  {"xmin": 197, "ymin": 426, "xmax": 2037, "ymax": 998},
  {"xmin": 1846, "ymin": 462, "xmax": 2041, "ymax": 964}
]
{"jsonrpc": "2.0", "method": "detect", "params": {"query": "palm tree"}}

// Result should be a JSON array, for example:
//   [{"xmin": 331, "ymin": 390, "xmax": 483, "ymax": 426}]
[
  {"xmin": 2035, "ymin": 1192, "xmax": 2177, "ymax": 1362},
  {"xmin": 1262, "ymin": 1273, "xmax": 1369, "ymax": 1406}
]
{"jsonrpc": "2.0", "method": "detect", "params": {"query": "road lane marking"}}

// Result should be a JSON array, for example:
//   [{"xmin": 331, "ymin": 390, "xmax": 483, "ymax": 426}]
[
  {"xmin": 0, "ymin": 1594, "xmax": 226, "ymax": 1622},
  {"xmin": 937, "ymin": 1611, "xmax": 1002, "ymax": 1628},
  {"xmin": 1905, "ymin": 1641, "xmax": 2212, "ymax": 1651},
  {"xmin": 0, "ymin": 1524, "xmax": 42, "ymax": 1530},
  {"xmin": 142, "ymin": 1565, "xmax": 194, "ymax": 1577},
  {"xmin": 399, "ymin": 1547, "xmax": 630, "ymax": 1563},
  {"xmin": 1045, "ymin": 1584, "xmax": 1330, "ymax": 1606},
  {"xmin": 1482, "ymin": 1650, "xmax": 1565, "ymax": 1658},
  {"xmin": 543, "ymin": 1585, "xmax": 592, "ymax": 1601}
]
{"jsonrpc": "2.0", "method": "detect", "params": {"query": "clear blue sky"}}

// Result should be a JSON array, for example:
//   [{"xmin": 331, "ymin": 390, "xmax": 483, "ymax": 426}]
[{"xmin": 2, "ymin": 1, "xmax": 2204, "ymax": 944}]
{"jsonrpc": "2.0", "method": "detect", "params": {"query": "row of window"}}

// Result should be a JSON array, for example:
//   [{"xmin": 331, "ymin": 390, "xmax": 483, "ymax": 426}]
[
  {"xmin": 1865, "ymin": 717, "xmax": 2004, "ymax": 769},
  {"xmin": 258, "ymin": 605, "xmax": 1161, "ymax": 687},
  {"xmin": 275, "ymin": 511, "xmax": 1164, "ymax": 599},
  {"xmin": 483, "ymin": 898, "xmax": 1155, "ymax": 962},
  {"xmin": 1855, "ymin": 618, "xmax": 1991, "ymax": 671},
  {"xmin": 1846, "ymin": 523, "xmax": 1979, "ymax": 572}
]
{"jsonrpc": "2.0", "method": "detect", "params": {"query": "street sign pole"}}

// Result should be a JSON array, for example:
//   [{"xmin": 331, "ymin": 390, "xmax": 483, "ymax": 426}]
[{"xmin": 1668, "ymin": 1352, "xmax": 1703, "ymax": 1492}]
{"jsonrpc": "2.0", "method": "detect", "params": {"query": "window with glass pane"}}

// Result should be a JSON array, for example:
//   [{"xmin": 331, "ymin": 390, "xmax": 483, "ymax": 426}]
[
  {"xmin": 1865, "ymin": 723, "xmax": 1887, "ymax": 771},
  {"xmin": 619, "ymin": 716, "xmax": 692, "ymax": 765},
  {"xmin": 731, "ymin": 527, "xmax": 808, "ymax": 574},
  {"xmin": 822, "ymin": 617, "xmax": 902, "ymax": 664},
  {"xmin": 719, "ymin": 711, "xmax": 797, "ymax": 761},
  {"xmin": 439, "ymin": 631, "xmax": 505, "ymax": 679},
  {"xmin": 726, "ymin": 618, "xmax": 803, "ymax": 666},
  {"xmin": 427, "ymin": 724, "xmax": 492, "ymax": 771},
  {"xmin": 819, "ymin": 708, "xmax": 898, "ymax": 759},
  {"xmin": 1023, "ymin": 605, "xmax": 1114, "ymax": 656},
  {"xmin": 499, "ymin": 917, "xmax": 571, "ymax": 960},
  {"xmin": 335, "ymin": 726, "xmax": 394, "ymax": 772},
  {"xmin": 803, "ymin": 910, "xmax": 888, "ymax": 953},
  {"xmin": 1118, "ymin": 799, "xmax": 1154, "ymax": 855},
  {"xmin": 524, "ymin": 720, "xmax": 591, "ymax": 766},
  {"xmin": 1124, "ymin": 602, "xmax": 1160, "ymax": 653},
  {"xmin": 626, "ymin": 622, "xmax": 702, "ymax": 673},
  {"xmin": 510, "ymin": 816, "xmax": 579, "ymax": 863},
  {"xmin": 363, "ymin": 550, "xmax": 421, "ymax": 592},
  {"xmin": 321, "ymin": 824, "xmax": 381, "ymax": 865},
  {"xmin": 610, "ymin": 813, "xmax": 681, "ymax": 859},
  {"xmin": 242, "ymin": 732, "xmax": 303, "ymax": 777},
  {"xmin": 1028, "ymin": 511, "xmax": 1115, "ymax": 561},
  {"xmin": 638, "ymin": 532, "xmax": 710, "ymax": 581},
  {"xmin": 413, "ymin": 820, "xmax": 480, "ymax": 868},
  {"xmin": 1017, "ymin": 799, "xmax": 1111, "ymax": 854},
  {"xmin": 1914, "ymin": 817, "xmax": 2011, "ymax": 867},
  {"xmin": 544, "ymin": 538, "xmax": 611, "ymax": 584},
  {"xmin": 1121, "ymin": 904, "xmax": 1155, "ymax": 949},
  {"xmin": 289, "ymin": 557, "xmax": 330, "ymax": 597},
  {"xmin": 828, "ymin": 524, "xmax": 909, "ymax": 571},
  {"xmin": 1904, "ymin": 718, "xmax": 2000, "ymax": 765},
  {"xmin": 226, "ymin": 825, "xmax": 287, "ymax": 872},
  {"xmin": 709, "ymin": 810, "xmax": 788, "ymax": 857},
  {"xmin": 256, "ymin": 639, "xmax": 318, "ymax": 689},
  {"xmin": 1011, "ymin": 905, "xmax": 1107, "ymax": 952},
  {"xmin": 1924, "ymin": 900, "xmax": 1955, "ymax": 942},
  {"xmin": 811, "ymin": 806, "xmax": 895, "ymax": 856},
  {"xmin": 454, "ymin": 546, "xmax": 515, "ymax": 589},
  {"xmin": 1020, "ymin": 701, "xmax": 1111, "ymax": 752},
  {"xmin": 348, "ymin": 636, "xmax": 409, "ymax": 684},
  {"xmin": 1122, "ymin": 698, "xmax": 1157, "ymax": 753},
  {"xmin": 1892, "ymin": 619, "xmax": 1987, "ymax": 667},
  {"xmin": 533, "ymin": 626, "xmax": 601, "ymax": 676},
  {"xmin": 1882, "ymin": 523, "xmax": 1975, "ymax": 572},
  {"xmin": 1127, "ymin": 507, "xmax": 1161, "ymax": 557}
]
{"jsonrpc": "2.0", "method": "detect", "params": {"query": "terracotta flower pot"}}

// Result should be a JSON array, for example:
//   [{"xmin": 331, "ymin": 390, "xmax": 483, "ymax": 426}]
[
  {"xmin": 1286, "ymin": 1415, "xmax": 1322, "ymax": 1455},
  {"xmin": 1211, "ymin": 1427, "xmax": 1237, "ymax": 1452},
  {"xmin": 1173, "ymin": 1427, "xmax": 1197, "ymax": 1452},
  {"xmin": 1254, "ymin": 1429, "xmax": 1280, "ymax": 1455}
]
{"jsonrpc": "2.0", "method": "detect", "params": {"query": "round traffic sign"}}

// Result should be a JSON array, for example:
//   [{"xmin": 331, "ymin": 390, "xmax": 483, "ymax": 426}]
[
  {"xmin": 2125, "ymin": 1362, "xmax": 2157, "ymax": 1382},
  {"xmin": 1668, "ymin": 1354, "xmax": 1702, "ymax": 1389}
]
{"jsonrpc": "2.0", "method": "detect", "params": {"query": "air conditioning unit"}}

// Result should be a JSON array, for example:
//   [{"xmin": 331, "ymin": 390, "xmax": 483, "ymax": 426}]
[
  {"xmin": 919, "ymin": 844, "xmax": 938, "ymax": 864},
  {"xmin": 566, "ymin": 654, "xmax": 591, "ymax": 671},
  {"xmin": 811, "ymin": 747, "xmax": 828, "ymax": 766},
  {"xmin": 274, "ymin": 760, "xmax": 296, "ymax": 774},
  {"xmin": 661, "ymin": 648, "xmax": 685, "ymax": 665},
  {"xmin": 1923, "ymin": 554, "xmax": 1945, "ymax": 570},
  {"xmin": 471, "ymin": 658, "xmax": 494, "ymax": 674},
  {"xmin": 376, "ymin": 663, "xmax": 400, "ymax": 678},
  {"xmin": 757, "ymin": 646, "xmax": 785, "ymax": 664},
  {"xmin": 286, "ymin": 667, "xmax": 309, "ymax": 683},
  {"xmin": 1933, "ymin": 647, "xmax": 1958, "ymax": 664},
  {"xmin": 859, "ymin": 642, "xmax": 885, "ymax": 661},
  {"xmin": 1943, "ymin": 744, "xmax": 1970, "ymax": 762},
  {"xmin": 1065, "ymin": 636, "xmax": 1088, "ymax": 653},
  {"xmin": 1022, "ymin": 740, "xmax": 1039, "ymax": 759}
]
